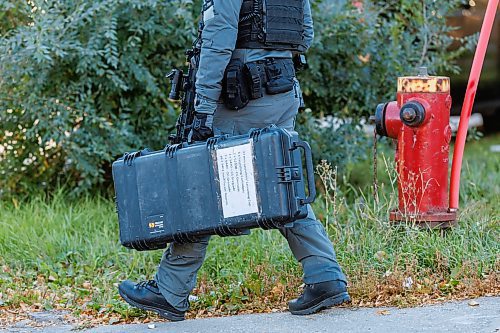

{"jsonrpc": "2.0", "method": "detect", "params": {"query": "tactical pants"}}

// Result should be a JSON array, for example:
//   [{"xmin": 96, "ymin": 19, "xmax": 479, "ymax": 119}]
[{"xmin": 155, "ymin": 83, "xmax": 347, "ymax": 311}]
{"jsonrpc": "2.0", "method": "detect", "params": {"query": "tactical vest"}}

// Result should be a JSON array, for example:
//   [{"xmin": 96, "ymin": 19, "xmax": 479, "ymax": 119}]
[{"xmin": 236, "ymin": 0, "xmax": 305, "ymax": 51}]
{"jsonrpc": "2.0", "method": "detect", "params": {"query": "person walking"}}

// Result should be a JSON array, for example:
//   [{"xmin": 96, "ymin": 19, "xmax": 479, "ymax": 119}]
[{"xmin": 118, "ymin": 0, "xmax": 350, "ymax": 321}]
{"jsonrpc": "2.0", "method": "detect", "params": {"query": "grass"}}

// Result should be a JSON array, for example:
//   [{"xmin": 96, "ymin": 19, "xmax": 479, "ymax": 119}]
[{"xmin": 0, "ymin": 135, "xmax": 498, "ymax": 325}]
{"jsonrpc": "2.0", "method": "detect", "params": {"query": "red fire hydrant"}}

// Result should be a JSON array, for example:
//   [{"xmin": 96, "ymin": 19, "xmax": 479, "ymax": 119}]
[{"xmin": 374, "ymin": 67, "xmax": 457, "ymax": 228}]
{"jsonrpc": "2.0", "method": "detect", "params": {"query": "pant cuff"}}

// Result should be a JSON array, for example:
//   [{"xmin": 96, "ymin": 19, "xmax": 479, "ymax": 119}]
[
  {"xmin": 301, "ymin": 257, "xmax": 347, "ymax": 285},
  {"xmin": 154, "ymin": 274, "xmax": 190, "ymax": 312}
]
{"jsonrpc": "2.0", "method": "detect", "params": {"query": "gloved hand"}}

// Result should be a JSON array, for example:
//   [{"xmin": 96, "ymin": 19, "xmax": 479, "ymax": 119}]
[{"xmin": 188, "ymin": 112, "xmax": 214, "ymax": 143}]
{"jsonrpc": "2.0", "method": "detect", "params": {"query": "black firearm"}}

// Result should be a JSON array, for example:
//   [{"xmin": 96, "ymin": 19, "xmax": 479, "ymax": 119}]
[{"xmin": 167, "ymin": 45, "xmax": 201, "ymax": 144}]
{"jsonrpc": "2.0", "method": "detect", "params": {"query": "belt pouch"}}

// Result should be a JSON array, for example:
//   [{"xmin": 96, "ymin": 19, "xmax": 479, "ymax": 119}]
[
  {"xmin": 222, "ymin": 59, "xmax": 250, "ymax": 110},
  {"xmin": 265, "ymin": 59, "xmax": 295, "ymax": 95},
  {"xmin": 244, "ymin": 62, "xmax": 265, "ymax": 99}
]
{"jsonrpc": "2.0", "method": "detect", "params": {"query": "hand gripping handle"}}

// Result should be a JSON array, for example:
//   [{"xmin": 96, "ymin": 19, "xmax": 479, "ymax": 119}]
[{"xmin": 292, "ymin": 140, "xmax": 316, "ymax": 205}]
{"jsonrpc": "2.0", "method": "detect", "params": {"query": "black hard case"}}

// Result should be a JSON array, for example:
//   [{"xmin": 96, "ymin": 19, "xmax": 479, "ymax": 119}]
[{"xmin": 112, "ymin": 126, "xmax": 316, "ymax": 251}]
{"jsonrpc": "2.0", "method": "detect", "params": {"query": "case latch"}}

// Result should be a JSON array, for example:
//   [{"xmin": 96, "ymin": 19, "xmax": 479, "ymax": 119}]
[{"xmin": 277, "ymin": 166, "xmax": 301, "ymax": 183}]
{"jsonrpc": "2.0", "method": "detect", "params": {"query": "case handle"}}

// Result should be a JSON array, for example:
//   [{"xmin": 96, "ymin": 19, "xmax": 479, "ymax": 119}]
[{"xmin": 292, "ymin": 140, "xmax": 316, "ymax": 205}]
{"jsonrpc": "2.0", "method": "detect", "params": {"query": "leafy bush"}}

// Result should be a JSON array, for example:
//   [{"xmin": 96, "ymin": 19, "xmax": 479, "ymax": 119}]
[
  {"xmin": 0, "ymin": 0, "xmax": 197, "ymax": 194},
  {"xmin": 0, "ymin": 0, "xmax": 473, "ymax": 196},
  {"xmin": 0, "ymin": 0, "xmax": 30, "ymax": 35},
  {"xmin": 295, "ymin": 113, "xmax": 370, "ymax": 175}
]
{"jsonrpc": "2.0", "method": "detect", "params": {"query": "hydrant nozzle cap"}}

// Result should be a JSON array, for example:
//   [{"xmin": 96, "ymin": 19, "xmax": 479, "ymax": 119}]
[
  {"xmin": 400, "ymin": 102, "xmax": 426, "ymax": 127},
  {"xmin": 401, "ymin": 107, "xmax": 417, "ymax": 122}
]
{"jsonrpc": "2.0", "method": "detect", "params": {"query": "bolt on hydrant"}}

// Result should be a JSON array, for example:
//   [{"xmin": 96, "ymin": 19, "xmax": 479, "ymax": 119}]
[{"xmin": 373, "ymin": 67, "xmax": 457, "ymax": 228}]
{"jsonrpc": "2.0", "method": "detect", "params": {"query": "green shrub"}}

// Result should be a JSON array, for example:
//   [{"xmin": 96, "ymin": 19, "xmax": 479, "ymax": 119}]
[
  {"xmin": 0, "ymin": 0, "xmax": 198, "ymax": 195},
  {"xmin": 295, "ymin": 112, "xmax": 370, "ymax": 175},
  {"xmin": 0, "ymin": 0, "xmax": 473, "ymax": 196},
  {"xmin": 0, "ymin": 0, "xmax": 30, "ymax": 35}
]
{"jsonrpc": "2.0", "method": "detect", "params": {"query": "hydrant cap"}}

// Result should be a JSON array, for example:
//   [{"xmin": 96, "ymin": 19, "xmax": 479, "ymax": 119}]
[
  {"xmin": 397, "ymin": 74, "xmax": 450, "ymax": 93},
  {"xmin": 374, "ymin": 103, "xmax": 387, "ymax": 137},
  {"xmin": 400, "ymin": 102, "xmax": 426, "ymax": 127}
]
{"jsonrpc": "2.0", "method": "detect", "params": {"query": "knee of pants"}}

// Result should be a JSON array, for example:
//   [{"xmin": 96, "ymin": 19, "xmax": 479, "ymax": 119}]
[{"xmin": 280, "ymin": 219, "xmax": 335, "ymax": 263}]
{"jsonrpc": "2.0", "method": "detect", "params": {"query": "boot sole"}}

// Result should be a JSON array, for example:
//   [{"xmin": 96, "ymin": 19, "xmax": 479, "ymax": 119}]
[
  {"xmin": 290, "ymin": 292, "xmax": 350, "ymax": 316},
  {"xmin": 118, "ymin": 288, "xmax": 185, "ymax": 322}
]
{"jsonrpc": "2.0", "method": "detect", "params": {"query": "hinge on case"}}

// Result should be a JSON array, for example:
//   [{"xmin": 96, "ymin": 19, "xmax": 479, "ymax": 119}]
[
  {"xmin": 249, "ymin": 125, "xmax": 278, "ymax": 142},
  {"xmin": 207, "ymin": 135, "xmax": 230, "ymax": 150},
  {"xmin": 123, "ymin": 148, "xmax": 151, "ymax": 165},
  {"xmin": 123, "ymin": 151, "xmax": 141, "ymax": 166},
  {"xmin": 277, "ymin": 166, "xmax": 301, "ymax": 182},
  {"xmin": 165, "ymin": 144, "xmax": 181, "ymax": 158}
]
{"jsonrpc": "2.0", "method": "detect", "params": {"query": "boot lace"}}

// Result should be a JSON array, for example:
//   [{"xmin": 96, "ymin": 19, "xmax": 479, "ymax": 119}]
[{"xmin": 137, "ymin": 280, "xmax": 158, "ymax": 289}]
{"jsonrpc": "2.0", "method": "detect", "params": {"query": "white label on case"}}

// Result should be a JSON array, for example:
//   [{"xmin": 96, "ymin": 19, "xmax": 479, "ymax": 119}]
[{"xmin": 216, "ymin": 142, "xmax": 259, "ymax": 219}]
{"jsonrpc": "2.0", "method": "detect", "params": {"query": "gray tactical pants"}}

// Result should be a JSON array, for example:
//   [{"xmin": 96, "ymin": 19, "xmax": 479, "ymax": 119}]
[{"xmin": 155, "ymin": 83, "xmax": 347, "ymax": 311}]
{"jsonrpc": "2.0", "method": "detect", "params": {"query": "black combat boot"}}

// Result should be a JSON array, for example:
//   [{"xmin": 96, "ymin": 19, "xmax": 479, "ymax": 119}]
[
  {"xmin": 288, "ymin": 280, "xmax": 350, "ymax": 315},
  {"xmin": 118, "ymin": 280, "xmax": 185, "ymax": 321}
]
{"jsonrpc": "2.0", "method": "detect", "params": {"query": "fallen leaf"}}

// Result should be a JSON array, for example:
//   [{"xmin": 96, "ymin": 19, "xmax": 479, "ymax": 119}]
[
  {"xmin": 270, "ymin": 283, "xmax": 284, "ymax": 297},
  {"xmin": 376, "ymin": 310, "xmax": 391, "ymax": 316},
  {"xmin": 468, "ymin": 300, "xmax": 479, "ymax": 307},
  {"xmin": 109, "ymin": 318, "xmax": 120, "ymax": 325}
]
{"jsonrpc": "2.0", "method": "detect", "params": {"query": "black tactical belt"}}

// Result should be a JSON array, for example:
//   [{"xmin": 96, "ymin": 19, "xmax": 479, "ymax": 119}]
[{"xmin": 222, "ymin": 57, "xmax": 296, "ymax": 110}]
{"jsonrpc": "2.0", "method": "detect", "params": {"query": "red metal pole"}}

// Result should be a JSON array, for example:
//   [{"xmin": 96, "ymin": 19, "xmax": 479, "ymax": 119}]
[{"xmin": 449, "ymin": 0, "xmax": 499, "ymax": 210}]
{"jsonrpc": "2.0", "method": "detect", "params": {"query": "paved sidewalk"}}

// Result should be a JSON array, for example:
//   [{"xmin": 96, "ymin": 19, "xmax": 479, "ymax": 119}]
[{"xmin": 2, "ymin": 297, "xmax": 499, "ymax": 333}]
